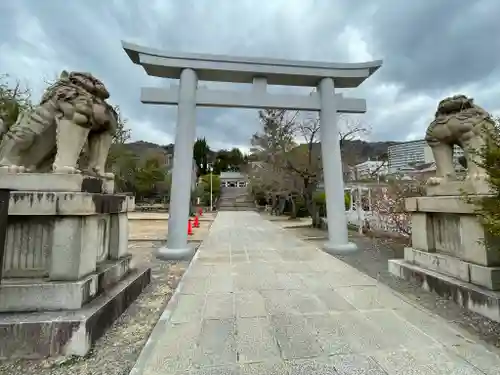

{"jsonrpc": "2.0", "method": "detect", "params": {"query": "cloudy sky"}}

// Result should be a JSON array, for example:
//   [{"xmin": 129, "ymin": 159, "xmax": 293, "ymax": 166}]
[{"xmin": 1, "ymin": 0, "xmax": 500, "ymax": 152}]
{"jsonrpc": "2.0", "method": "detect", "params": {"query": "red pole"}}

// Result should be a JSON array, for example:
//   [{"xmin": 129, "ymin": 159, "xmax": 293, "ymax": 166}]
[
  {"xmin": 187, "ymin": 219, "xmax": 193, "ymax": 235},
  {"xmin": 198, "ymin": 207, "xmax": 203, "ymax": 216},
  {"xmin": 194, "ymin": 215, "xmax": 200, "ymax": 228}
]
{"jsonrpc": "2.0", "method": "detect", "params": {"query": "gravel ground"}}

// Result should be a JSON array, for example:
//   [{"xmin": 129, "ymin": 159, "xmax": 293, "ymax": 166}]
[
  {"xmin": 286, "ymin": 223, "xmax": 500, "ymax": 348},
  {"xmin": 0, "ymin": 241, "xmax": 194, "ymax": 375}
]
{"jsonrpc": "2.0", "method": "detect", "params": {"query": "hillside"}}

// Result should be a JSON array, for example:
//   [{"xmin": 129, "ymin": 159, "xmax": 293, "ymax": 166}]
[
  {"xmin": 293, "ymin": 139, "xmax": 398, "ymax": 165},
  {"xmin": 123, "ymin": 141, "xmax": 215, "ymax": 159},
  {"xmin": 124, "ymin": 141, "xmax": 169, "ymax": 155},
  {"xmin": 341, "ymin": 139, "xmax": 400, "ymax": 162},
  {"xmin": 123, "ymin": 139, "xmax": 399, "ymax": 166}
]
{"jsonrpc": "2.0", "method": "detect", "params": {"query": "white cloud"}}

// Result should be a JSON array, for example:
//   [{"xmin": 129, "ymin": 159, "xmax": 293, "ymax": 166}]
[
  {"xmin": 337, "ymin": 26, "xmax": 374, "ymax": 62},
  {"xmin": 130, "ymin": 119, "xmax": 175, "ymax": 145}
]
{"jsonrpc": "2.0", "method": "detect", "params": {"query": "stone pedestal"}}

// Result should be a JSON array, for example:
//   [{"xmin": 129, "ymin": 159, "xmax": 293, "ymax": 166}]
[
  {"xmin": 0, "ymin": 172, "xmax": 115, "ymax": 193},
  {"xmin": 0, "ymin": 174, "xmax": 151, "ymax": 359},
  {"xmin": 389, "ymin": 194, "xmax": 500, "ymax": 322}
]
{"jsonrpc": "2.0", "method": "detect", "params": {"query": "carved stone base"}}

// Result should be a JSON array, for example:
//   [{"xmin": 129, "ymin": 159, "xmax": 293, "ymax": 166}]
[
  {"xmin": 426, "ymin": 179, "xmax": 492, "ymax": 196},
  {"xmin": 402, "ymin": 247, "xmax": 500, "ymax": 290},
  {"xmin": 0, "ymin": 172, "xmax": 115, "ymax": 193},
  {"xmin": 0, "ymin": 188, "xmax": 150, "ymax": 358},
  {"xmin": 0, "ymin": 256, "xmax": 132, "ymax": 312},
  {"xmin": 405, "ymin": 195, "xmax": 500, "ymax": 267},
  {"xmin": 3, "ymin": 191, "xmax": 134, "ymax": 281},
  {"xmin": 0, "ymin": 267, "xmax": 151, "ymax": 359},
  {"xmin": 390, "ymin": 192, "xmax": 500, "ymax": 322},
  {"xmin": 389, "ymin": 259, "xmax": 500, "ymax": 323}
]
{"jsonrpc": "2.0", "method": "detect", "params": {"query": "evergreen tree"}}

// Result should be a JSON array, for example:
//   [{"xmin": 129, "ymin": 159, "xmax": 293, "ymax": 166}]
[
  {"xmin": 193, "ymin": 137, "xmax": 210, "ymax": 175},
  {"xmin": 473, "ymin": 117, "xmax": 500, "ymax": 238}
]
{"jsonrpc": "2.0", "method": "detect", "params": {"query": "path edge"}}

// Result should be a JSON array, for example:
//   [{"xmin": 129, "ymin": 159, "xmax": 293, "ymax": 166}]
[{"xmin": 128, "ymin": 241, "xmax": 205, "ymax": 375}]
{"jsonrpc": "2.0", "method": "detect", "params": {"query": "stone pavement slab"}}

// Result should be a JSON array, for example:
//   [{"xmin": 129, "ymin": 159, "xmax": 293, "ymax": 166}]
[{"xmin": 129, "ymin": 211, "xmax": 500, "ymax": 375}]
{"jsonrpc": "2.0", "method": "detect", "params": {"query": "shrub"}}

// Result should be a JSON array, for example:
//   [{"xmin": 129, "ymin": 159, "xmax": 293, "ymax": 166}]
[
  {"xmin": 254, "ymin": 191, "xmax": 268, "ymax": 206},
  {"xmin": 311, "ymin": 191, "xmax": 351, "ymax": 217},
  {"xmin": 294, "ymin": 196, "xmax": 309, "ymax": 218},
  {"xmin": 344, "ymin": 192, "xmax": 351, "ymax": 211},
  {"xmin": 469, "ymin": 120, "xmax": 500, "ymax": 238}
]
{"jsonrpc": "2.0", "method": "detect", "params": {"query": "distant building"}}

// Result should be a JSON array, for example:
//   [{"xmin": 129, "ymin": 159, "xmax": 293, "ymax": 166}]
[
  {"xmin": 220, "ymin": 171, "xmax": 247, "ymax": 188},
  {"xmin": 354, "ymin": 160, "xmax": 388, "ymax": 180},
  {"xmin": 388, "ymin": 139, "xmax": 464, "ymax": 173},
  {"xmin": 165, "ymin": 153, "xmax": 173, "ymax": 168},
  {"xmin": 388, "ymin": 140, "xmax": 427, "ymax": 173},
  {"xmin": 389, "ymin": 162, "xmax": 436, "ymax": 181},
  {"xmin": 387, "ymin": 160, "xmax": 467, "ymax": 181}
]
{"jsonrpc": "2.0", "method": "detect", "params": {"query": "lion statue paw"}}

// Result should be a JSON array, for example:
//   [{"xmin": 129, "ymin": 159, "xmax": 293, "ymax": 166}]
[
  {"xmin": 52, "ymin": 165, "xmax": 81, "ymax": 174},
  {"xmin": 0, "ymin": 165, "xmax": 27, "ymax": 173},
  {"xmin": 83, "ymin": 167, "xmax": 114, "ymax": 180},
  {"xmin": 427, "ymin": 176, "xmax": 445, "ymax": 186}
]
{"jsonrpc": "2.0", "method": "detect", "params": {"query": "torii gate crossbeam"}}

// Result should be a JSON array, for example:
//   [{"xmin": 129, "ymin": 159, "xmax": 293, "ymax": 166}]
[{"xmin": 122, "ymin": 41, "xmax": 382, "ymax": 260}]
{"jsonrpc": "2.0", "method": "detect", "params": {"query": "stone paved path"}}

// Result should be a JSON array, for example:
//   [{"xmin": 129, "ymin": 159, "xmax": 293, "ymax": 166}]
[{"xmin": 130, "ymin": 212, "xmax": 500, "ymax": 375}]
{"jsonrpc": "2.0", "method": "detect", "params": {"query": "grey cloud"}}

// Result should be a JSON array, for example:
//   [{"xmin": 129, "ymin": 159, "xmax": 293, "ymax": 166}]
[
  {"xmin": 1, "ymin": 0, "xmax": 499, "ymax": 150},
  {"xmin": 369, "ymin": 0, "xmax": 500, "ymax": 92}
]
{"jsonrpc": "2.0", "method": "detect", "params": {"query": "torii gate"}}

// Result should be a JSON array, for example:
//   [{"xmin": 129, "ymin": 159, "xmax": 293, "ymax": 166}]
[{"xmin": 122, "ymin": 41, "xmax": 382, "ymax": 260}]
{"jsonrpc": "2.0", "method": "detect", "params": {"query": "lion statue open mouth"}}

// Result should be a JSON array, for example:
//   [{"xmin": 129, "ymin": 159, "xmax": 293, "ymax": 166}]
[
  {"xmin": 0, "ymin": 70, "xmax": 117, "ymax": 178},
  {"xmin": 425, "ymin": 94, "xmax": 496, "ymax": 186}
]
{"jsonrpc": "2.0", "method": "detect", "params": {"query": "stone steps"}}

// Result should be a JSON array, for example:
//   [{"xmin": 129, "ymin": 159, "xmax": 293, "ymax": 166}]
[
  {"xmin": 218, "ymin": 206, "xmax": 257, "ymax": 211},
  {"xmin": 218, "ymin": 185, "xmax": 256, "ymax": 211},
  {"xmin": 219, "ymin": 202, "xmax": 255, "ymax": 206}
]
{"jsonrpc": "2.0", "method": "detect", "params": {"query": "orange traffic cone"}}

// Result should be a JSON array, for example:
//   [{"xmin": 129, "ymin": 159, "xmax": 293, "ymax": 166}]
[
  {"xmin": 187, "ymin": 219, "xmax": 193, "ymax": 236},
  {"xmin": 194, "ymin": 215, "xmax": 200, "ymax": 228},
  {"xmin": 198, "ymin": 207, "xmax": 203, "ymax": 216}
]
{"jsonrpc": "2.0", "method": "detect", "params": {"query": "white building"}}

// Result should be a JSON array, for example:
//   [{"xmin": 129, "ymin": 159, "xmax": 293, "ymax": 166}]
[
  {"xmin": 354, "ymin": 160, "xmax": 388, "ymax": 180},
  {"xmin": 220, "ymin": 171, "xmax": 247, "ymax": 188},
  {"xmin": 388, "ymin": 139, "xmax": 464, "ymax": 173}
]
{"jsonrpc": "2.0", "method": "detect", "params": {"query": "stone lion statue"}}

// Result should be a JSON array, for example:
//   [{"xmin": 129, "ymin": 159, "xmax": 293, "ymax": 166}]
[
  {"xmin": 425, "ymin": 94, "xmax": 496, "ymax": 186},
  {"xmin": 0, "ymin": 70, "xmax": 117, "ymax": 177}
]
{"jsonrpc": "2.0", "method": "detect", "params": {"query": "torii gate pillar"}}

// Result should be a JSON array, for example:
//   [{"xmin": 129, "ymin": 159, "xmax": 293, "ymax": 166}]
[
  {"xmin": 318, "ymin": 77, "xmax": 357, "ymax": 253},
  {"xmin": 163, "ymin": 68, "xmax": 198, "ymax": 258}
]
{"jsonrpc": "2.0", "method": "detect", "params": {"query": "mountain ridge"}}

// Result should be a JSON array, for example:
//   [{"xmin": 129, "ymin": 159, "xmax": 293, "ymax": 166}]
[{"xmin": 122, "ymin": 139, "xmax": 401, "ymax": 165}]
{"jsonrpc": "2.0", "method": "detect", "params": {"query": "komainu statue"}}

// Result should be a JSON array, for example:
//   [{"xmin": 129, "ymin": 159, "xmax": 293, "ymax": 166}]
[
  {"xmin": 425, "ymin": 95, "xmax": 496, "ymax": 186},
  {"xmin": 0, "ymin": 71, "xmax": 117, "ymax": 177}
]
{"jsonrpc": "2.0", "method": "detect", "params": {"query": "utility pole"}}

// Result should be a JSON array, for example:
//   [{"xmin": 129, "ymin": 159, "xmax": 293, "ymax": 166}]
[
  {"xmin": 209, "ymin": 163, "xmax": 213, "ymax": 211},
  {"xmin": 356, "ymin": 185, "xmax": 363, "ymax": 234}
]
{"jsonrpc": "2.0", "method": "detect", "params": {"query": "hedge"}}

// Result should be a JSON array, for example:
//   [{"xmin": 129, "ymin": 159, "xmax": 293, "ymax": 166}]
[{"xmin": 312, "ymin": 191, "xmax": 351, "ymax": 217}]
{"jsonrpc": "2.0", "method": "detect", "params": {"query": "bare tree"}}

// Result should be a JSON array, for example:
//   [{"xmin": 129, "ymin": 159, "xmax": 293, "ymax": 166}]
[
  {"xmin": 338, "ymin": 114, "xmax": 370, "ymax": 167},
  {"xmin": 0, "ymin": 74, "xmax": 33, "ymax": 133},
  {"xmin": 367, "ymin": 158, "xmax": 388, "ymax": 181},
  {"xmin": 250, "ymin": 109, "xmax": 300, "ymax": 214},
  {"xmin": 250, "ymin": 109, "xmax": 297, "ymax": 160},
  {"xmin": 281, "ymin": 113, "xmax": 322, "ymax": 221},
  {"xmin": 250, "ymin": 108, "xmax": 369, "ymax": 222}
]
